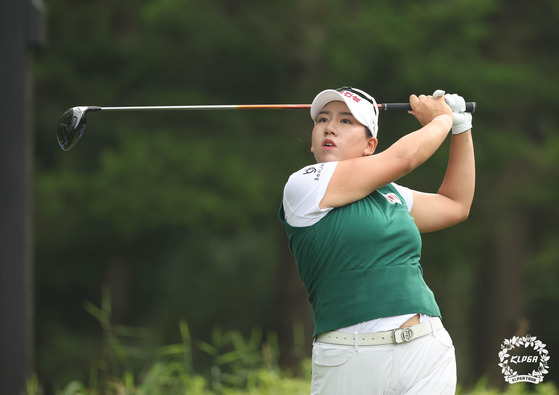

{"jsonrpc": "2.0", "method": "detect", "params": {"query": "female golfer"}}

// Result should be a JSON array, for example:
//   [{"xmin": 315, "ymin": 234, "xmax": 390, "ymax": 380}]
[{"xmin": 279, "ymin": 87, "xmax": 474, "ymax": 394}]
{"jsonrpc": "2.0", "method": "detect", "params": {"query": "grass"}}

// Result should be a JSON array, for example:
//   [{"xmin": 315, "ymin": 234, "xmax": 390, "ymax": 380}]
[
  {"xmin": 25, "ymin": 294, "xmax": 558, "ymax": 394},
  {"xmin": 25, "ymin": 362, "xmax": 559, "ymax": 395}
]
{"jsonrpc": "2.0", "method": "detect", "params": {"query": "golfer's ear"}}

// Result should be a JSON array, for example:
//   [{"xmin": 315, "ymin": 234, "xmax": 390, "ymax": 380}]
[{"xmin": 364, "ymin": 137, "xmax": 378, "ymax": 156}]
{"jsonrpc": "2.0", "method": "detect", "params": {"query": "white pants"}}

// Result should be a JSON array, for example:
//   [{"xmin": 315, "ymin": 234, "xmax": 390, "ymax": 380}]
[{"xmin": 310, "ymin": 327, "xmax": 456, "ymax": 395}]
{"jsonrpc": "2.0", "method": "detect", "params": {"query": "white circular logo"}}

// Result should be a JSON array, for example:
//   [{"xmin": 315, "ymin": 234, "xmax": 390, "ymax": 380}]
[{"xmin": 498, "ymin": 335, "xmax": 550, "ymax": 384}]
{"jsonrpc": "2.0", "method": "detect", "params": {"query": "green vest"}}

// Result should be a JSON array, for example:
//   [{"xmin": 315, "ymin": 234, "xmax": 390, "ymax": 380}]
[{"xmin": 279, "ymin": 184, "xmax": 441, "ymax": 336}]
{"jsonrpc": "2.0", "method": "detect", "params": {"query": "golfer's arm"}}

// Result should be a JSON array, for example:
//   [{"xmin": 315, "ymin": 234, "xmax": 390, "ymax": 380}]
[
  {"xmin": 320, "ymin": 115, "xmax": 452, "ymax": 209},
  {"xmin": 411, "ymin": 130, "xmax": 475, "ymax": 232}
]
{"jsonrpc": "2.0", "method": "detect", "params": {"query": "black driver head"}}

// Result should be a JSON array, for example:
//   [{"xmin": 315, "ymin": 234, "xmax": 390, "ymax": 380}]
[{"xmin": 57, "ymin": 106, "xmax": 92, "ymax": 151}]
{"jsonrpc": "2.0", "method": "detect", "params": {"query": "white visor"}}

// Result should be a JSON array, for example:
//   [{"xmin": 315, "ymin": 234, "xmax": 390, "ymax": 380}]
[{"xmin": 310, "ymin": 88, "xmax": 379, "ymax": 138}]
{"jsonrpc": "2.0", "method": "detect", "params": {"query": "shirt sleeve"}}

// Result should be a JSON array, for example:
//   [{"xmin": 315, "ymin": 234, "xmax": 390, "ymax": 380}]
[
  {"xmin": 282, "ymin": 161, "xmax": 338, "ymax": 227},
  {"xmin": 391, "ymin": 182, "xmax": 414, "ymax": 212}
]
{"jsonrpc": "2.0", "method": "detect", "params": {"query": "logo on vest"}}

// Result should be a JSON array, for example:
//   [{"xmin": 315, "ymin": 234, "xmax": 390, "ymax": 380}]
[
  {"xmin": 498, "ymin": 334, "xmax": 550, "ymax": 384},
  {"xmin": 383, "ymin": 193, "xmax": 401, "ymax": 204}
]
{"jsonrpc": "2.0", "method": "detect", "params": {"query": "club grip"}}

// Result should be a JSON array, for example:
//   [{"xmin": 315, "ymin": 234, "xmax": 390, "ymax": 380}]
[{"xmin": 381, "ymin": 102, "xmax": 476, "ymax": 113}]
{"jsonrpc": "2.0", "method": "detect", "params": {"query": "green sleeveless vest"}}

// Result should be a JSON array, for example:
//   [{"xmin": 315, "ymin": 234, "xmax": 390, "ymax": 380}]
[{"xmin": 279, "ymin": 184, "xmax": 441, "ymax": 336}]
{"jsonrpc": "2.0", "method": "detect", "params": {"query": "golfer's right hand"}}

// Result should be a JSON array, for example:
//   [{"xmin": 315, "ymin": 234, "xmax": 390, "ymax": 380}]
[{"xmin": 409, "ymin": 92, "xmax": 452, "ymax": 127}]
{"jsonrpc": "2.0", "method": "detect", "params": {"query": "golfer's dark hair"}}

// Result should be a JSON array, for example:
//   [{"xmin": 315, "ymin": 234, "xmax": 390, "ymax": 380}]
[{"xmin": 365, "ymin": 126, "xmax": 373, "ymax": 138}]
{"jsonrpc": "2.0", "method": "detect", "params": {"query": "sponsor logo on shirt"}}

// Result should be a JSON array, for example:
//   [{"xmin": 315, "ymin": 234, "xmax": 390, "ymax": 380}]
[
  {"xmin": 383, "ymin": 193, "xmax": 401, "ymax": 204},
  {"xmin": 303, "ymin": 163, "xmax": 325, "ymax": 181},
  {"xmin": 303, "ymin": 166, "xmax": 316, "ymax": 175}
]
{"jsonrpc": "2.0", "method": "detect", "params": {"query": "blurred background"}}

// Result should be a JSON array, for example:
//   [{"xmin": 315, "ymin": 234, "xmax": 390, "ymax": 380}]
[{"xmin": 4, "ymin": 0, "xmax": 559, "ymax": 393}]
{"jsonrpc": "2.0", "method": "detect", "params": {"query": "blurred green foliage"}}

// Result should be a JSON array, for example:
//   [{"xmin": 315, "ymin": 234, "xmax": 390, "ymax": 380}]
[
  {"xmin": 24, "ymin": 299, "xmax": 558, "ymax": 394},
  {"xmin": 33, "ymin": 0, "xmax": 559, "ymax": 391}
]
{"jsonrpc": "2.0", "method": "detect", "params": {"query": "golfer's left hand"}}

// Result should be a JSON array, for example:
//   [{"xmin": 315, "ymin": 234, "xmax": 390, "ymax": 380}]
[{"xmin": 433, "ymin": 90, "xmax": 472, "ymax": 135}]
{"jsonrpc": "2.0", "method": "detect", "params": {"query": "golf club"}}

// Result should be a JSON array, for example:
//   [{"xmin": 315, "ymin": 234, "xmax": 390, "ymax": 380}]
[{"xmin": 57, "ymin": 101, "xmax": 476, "ymax": 151}]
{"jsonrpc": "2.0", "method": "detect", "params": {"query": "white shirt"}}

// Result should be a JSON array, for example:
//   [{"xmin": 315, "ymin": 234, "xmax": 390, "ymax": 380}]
[{"xmin": 283, "ymin": 161, "xmax": 414, "ymax": 227}]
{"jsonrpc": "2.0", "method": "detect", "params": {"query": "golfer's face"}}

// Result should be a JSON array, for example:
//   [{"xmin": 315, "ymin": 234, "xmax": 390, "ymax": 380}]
[{"xmin": 311, "ymin": 101, "xmax": 375, "ymax": 163}]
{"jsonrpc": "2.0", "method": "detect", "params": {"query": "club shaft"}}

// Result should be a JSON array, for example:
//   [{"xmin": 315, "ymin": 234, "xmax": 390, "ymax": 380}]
[
  {"xmin": 95, "ymin": 104, "xmax": 311, "ymax": 111},
  {"xmin": 90, "ymin": 102, "xmax": 476, "ymax": 113}
]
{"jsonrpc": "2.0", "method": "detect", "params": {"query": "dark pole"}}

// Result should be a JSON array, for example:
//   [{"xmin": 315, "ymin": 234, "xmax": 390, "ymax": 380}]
[{"xmin": 0, "ymin": 0, "xmax": 46, "ymax": 394}]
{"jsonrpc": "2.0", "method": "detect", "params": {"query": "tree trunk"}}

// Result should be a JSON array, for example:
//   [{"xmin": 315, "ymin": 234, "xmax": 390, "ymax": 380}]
[{"xmin": 475, "ymin": 164, "xmax": 528, "ymax": 387}]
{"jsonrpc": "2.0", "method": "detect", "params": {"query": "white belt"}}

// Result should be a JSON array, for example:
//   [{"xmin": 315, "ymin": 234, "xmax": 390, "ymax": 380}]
[{"xmin": 316, "ymin": 317, "xmax": 443, "ymax": 346}]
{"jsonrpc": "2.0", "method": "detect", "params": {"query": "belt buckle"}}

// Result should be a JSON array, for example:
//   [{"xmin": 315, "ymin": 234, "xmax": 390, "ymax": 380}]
[{"xmin": 393, "ymin": 326, "xmax": 414, "ymax": 343}]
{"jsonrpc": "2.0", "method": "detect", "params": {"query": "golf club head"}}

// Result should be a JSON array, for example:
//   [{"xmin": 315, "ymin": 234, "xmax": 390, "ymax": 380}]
[{"xmin": 57, "ymin": 106, "xmax": 100, "ymax": 151}]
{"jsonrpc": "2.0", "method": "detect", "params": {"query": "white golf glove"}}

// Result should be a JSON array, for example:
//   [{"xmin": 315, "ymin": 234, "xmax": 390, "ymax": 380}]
[{"xmin": 433, "ymin": 90, "xmax": 472, "ymax": 135}]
